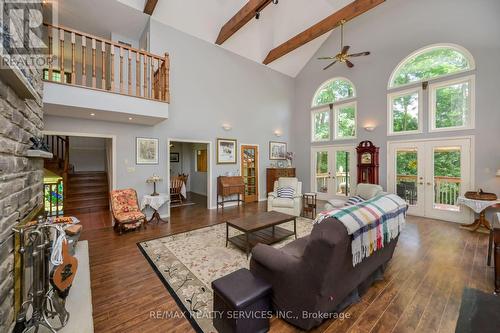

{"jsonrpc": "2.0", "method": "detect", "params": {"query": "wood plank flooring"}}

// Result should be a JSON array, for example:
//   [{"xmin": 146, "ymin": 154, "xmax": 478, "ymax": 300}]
[{"xmin": 72, "ymin": 201, "xmax": 495, "ymax": 333}]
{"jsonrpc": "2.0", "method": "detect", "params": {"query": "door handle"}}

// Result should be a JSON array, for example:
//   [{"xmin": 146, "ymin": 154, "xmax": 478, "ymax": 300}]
[
  {"xmin": 418, "ymin": 182, "xmax": 424, "ymax": 185},
  {"xmin": 426, "ymin": 182, "xmax": 432, "ymax": 185}
]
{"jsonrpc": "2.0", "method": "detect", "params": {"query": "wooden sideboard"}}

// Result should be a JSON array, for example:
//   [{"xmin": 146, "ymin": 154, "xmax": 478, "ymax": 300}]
[{"xmin": 266, "ymin": 168, "xmax": 296, "ymax": 194}]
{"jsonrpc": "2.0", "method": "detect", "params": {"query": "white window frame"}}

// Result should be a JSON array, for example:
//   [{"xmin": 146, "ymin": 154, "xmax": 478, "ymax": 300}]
[
  {"xmin": 429, "ymin": 75, "xmax": 475, "ymax": 133},
  {"xmin": 387, "ymin": 87, "xmax": 423, "ymax": 136},
  {"xmin": 311, "ymin": 107, "xmax": 331, "ymax": 142},
  {"xmin": 388, "ymin": 43, "xmax": 476, "ymax": 90},
  {"xmin": 311, "ymin": 77, "xmax": 356, "ymax": 108},
  {"xmin": 334, "ymin": 101, "xmax": 357, "ymax": 140}
]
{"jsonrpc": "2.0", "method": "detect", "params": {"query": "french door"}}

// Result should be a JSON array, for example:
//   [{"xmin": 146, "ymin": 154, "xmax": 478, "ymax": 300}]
[
  {"xmin": 311, "ymin": 145, "xmax": 357, "ymax": 200},
  {"xmin": 387, "ymin": 137, "xmax": 473, "ymax": 223}
]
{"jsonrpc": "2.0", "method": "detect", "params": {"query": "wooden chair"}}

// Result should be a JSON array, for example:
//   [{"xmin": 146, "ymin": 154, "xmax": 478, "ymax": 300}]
[
  {"xmin": 178, "ymin": 173, "xmax": 189, "ymax": 185},
  {"xmin": 110, "ymin": 188, "xmax": 146, "ymax": 234},
  {"xmin": 170, "ymin": 177, "xmax": 184, "ymax": 205}
]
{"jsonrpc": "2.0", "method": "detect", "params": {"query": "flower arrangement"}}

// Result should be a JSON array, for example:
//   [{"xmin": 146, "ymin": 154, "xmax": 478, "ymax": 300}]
[
  {"xmin": 286, "ymin": 152, "xmax": 295, "ymax": 167},
  {"xmin": 146, "ymin": 174, "xmax": 163, "ymax": 196}
]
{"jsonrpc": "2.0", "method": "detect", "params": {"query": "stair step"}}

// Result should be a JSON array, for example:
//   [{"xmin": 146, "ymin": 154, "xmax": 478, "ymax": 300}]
[
  {"xmin": 66, "ymin": 187, "xmax": 109, "ymax": 196},
  {"xmin": 65, "ymin": 194, "xmax": 109, "ymax": 204},
  {"xmin": 64, "ymin": 202, "xmax": 109, "ymax": 211},
  {"xmin": 68, "ymin": 180, "xmax": 108, "ymax": 187},
  {"xmin": 64, "ymin": 197, "xmax": 109, "ymax": 209}
]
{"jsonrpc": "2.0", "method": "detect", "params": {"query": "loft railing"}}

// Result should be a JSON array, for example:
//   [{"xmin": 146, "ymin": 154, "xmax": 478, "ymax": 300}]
[{"xmin": 43, "ymin": 23, "xmax": 170, "ymax": 103}]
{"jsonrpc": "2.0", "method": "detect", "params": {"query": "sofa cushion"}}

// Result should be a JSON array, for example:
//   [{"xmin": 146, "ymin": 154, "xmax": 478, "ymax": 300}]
[
  {"xmin": 355, "ymin": 184, "xmax": 383, "ymax": 200},
  {"xmin": 272, "ymin": 197, "xmax": 295, "ymax": 208},
  {"xmin": 277, "ymin": 186, "xmax": 295, "ymax": 199},
  {"xmin": 278, "ymin": 177, "xmax": 298, "ymax": 190}
]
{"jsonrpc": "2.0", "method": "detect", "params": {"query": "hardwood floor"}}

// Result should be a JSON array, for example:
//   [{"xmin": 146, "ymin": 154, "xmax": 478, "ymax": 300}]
[{"xmin": 74, "ymin": 203, "xmax": 494, "ymax": 333}]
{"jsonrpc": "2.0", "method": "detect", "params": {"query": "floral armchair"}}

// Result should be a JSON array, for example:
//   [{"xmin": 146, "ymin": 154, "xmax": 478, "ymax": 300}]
[{"xmin": 110, "ymin": 188, "xmax": 146, "ymax": 234}]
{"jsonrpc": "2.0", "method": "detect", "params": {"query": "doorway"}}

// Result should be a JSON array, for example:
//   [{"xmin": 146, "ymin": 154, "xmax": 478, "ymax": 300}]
[
  {"xmin": 387, "ymin": 137, "xmax": 473, "ymax": 223},
  {"xmin": 241, "ymin": 145, "xmax": 259, "ymax": 203},
  {"xmin": 311, "ymin": 145, "xmax": 357, "ymax": 200}
]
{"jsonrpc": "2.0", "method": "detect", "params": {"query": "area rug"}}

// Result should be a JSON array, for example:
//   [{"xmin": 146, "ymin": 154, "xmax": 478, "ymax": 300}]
[
  {"xmin": 138, "ymin": 218, "xmax": 314, "ymax": 333},
  {"xmin": 455, "ymin": 287, "xmax": 500, "ymax": 333}
]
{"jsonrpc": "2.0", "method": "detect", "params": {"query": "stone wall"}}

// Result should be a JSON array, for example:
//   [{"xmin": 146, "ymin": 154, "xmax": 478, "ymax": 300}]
[{"xmin": 0, "ymin": 2, "xmax": 44, "ymax": 331}]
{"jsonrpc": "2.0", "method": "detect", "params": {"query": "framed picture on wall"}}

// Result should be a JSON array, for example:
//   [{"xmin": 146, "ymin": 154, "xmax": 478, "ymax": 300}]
[
  {"xmin": 216, "ymin": 138, "xmax": 237, "ymax": 164},
  {"xmin": 269, "ymin": 141, "xmax": 287, "ymax": 160},
  {"xmin": 170, "ymin": 152, "xmax": 180, "ymax": 163},
  {"xmin": 136, "ymin": 137, "xmax": 159, "ymax": 165}
]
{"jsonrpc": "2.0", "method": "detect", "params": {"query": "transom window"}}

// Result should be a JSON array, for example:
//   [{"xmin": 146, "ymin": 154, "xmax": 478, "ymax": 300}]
[
  {"xmin": 389, "ymin": 44, "xmax": 474, "ymax": 88},
  {"xmin": 311, "ymin": 78, "xmax": 357, "ymax": 142},
  {"xmin": 312, "ymin": 78, "xmax": 355, "ymax": 107},
  {"xmin": 388, "ymin": 44, "xmax": 475, "ymax": 134}
]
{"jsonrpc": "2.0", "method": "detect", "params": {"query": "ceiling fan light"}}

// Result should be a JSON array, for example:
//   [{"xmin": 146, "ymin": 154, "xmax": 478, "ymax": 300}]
[{"xmin": 272, "ymin": 0, "xmax": 279, "ymax": 4}]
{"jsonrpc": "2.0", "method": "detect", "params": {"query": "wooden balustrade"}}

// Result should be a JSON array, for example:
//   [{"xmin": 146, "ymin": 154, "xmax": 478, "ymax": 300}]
[
  {"xmin": 43, "ymin": 23, "xmax": 170, "ymax": 103},
  {"xmin": 396, "ymin": 175, "xmax": 461, "ymax": 206}
]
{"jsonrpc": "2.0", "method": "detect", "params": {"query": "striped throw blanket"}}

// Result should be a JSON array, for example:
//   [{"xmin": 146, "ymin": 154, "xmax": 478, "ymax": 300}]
[{"xmin": 314, "ymin": 194, "xmax": 408, "ymax": 266}]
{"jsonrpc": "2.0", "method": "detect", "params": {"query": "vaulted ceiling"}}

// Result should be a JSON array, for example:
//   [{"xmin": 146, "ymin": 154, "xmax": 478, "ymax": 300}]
[{"xmin": 57, "ymin": 0, "xmax": 383, "ymax": 77}]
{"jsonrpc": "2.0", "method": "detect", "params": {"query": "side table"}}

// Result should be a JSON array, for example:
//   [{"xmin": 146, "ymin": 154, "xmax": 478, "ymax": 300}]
[
  {"xmin": 141, "ymin": 193, "xmax": 169, "ymax": 224},
  {"xmin": 302, "ymin": 193, "xmax": 317, "ymax": 219}
]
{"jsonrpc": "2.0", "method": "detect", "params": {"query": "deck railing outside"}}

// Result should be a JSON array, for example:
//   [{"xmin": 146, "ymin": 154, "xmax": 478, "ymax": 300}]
[
  {"xmin": 43, "ymin": 23, "xmax": 170, "ymax": 103},
  {"xmin": 315, "ymin": 172, "xmax": 350, "ymax": 195},
  {"xmin": 396, "ymin": 175, "xmax": 462, "ymax": 206}
]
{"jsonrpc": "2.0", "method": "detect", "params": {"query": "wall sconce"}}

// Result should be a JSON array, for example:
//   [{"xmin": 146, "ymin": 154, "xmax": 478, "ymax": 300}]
[
  {"xmin": 274, "ymin": 130, "xmax": 282, "ymax": 137},
  {"xmin": 222, "ymin": 124, "xmax": 232, "ymax": 131},
  {"xmin": 364, "ymin": 125, "xmax": 376, "ymax": 132}
]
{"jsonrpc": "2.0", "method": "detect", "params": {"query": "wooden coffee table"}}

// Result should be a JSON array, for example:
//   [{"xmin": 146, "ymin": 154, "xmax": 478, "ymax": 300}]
[{"xmin": 225, "ymin": 211, "xmax": 297, "ymax": 258}]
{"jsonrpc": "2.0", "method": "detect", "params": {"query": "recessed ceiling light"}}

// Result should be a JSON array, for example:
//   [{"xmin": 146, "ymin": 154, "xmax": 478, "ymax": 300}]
[
  {"xmin": 128, "ymin": 117, "xmax": 133, "ymax": 120},
  {"xmin": 90, "ymin": 113, "xmax": 95, "ymax": 116}
]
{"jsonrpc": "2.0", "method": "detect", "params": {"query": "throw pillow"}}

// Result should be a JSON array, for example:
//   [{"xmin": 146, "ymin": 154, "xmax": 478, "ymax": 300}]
[
  {"xmin": 345, "ymin": 195, "xmax": 365, "ymax": 206},
  {"xmin": 277, "ymin": 186, "xmax": 295, "ymax": 199}
]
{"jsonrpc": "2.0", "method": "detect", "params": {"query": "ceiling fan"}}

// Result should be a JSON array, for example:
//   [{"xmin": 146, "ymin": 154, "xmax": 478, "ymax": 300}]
[{"xmin": 317, "ymin": 19, "xmax": 370, "ymax": 70}]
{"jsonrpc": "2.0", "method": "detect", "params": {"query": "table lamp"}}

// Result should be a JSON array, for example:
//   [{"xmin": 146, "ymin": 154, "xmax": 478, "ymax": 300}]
[{"xmin": 146, "ymin": 174, "xmax": 162, "ymax": 196}]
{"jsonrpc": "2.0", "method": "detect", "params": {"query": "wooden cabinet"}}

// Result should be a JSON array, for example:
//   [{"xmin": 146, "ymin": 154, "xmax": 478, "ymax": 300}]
[
  {"xmin": 266, "ymin": 168, "xmax": 296, "ymax": 194},
  {"xmin": 217, "ymin": 176, "xmax": 245, "ymax": 209}
]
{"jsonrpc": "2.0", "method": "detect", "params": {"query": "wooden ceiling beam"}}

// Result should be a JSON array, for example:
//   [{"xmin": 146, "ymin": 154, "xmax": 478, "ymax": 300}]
[
  {"xmin": 144, "ymin": 0, "xmax": 159, "ymax": 15},
  {"xmin": 263, "ymin": 0, "xmax": 385, "ymax": 65},
  {"xmin": 216, "ymin": 0, "xmax": 273, "ymax": 45}
]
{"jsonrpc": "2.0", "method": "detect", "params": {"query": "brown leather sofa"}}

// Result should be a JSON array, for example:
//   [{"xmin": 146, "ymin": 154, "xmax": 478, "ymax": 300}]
[{"xmin": 250, "ymin": 216, "xmax": 399, "ymax": 330}]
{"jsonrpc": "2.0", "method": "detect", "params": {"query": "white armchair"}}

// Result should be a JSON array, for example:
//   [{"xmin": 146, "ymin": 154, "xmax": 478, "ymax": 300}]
[
  {"xmin": 324, "ymin": 183, "xmax": 384, "ymax": 210},
  {"xmin": 268, "ymin": 177, "xmax": 302, "ymax": 216}
]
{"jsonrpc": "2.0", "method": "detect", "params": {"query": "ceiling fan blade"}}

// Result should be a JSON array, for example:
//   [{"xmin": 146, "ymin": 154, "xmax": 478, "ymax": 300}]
[
  {"xmin": 341, "ymin": 45, "xmax": 350, "ymax": 55},
  {"xmin": 346, "ymin": 60, "xmax": 354, "ymax": 68},
  {"xmin": 348, "ymin": 51, "xmax": 371, "ymax": 57},
  {"xmin": 323, "ymin": 61, "xmax": 338, "ymax": 70},
  {"xmin": 317, "ymin": 56, "xmax": 336, "ymax": 60}
]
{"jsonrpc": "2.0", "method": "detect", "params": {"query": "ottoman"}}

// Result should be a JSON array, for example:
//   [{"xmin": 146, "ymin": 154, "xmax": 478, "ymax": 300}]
[{"xmin": 212, "ymin": 268, "xmax": 272, "ymax": 333}]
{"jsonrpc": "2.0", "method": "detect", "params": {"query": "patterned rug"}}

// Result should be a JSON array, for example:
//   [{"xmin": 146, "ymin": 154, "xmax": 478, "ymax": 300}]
[{"xmin": 138, "ymin": 218, "xmax": 314, "ymax": 333}]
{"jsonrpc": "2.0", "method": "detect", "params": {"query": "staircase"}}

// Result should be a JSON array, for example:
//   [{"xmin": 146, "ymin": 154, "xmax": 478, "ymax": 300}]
[
  {"xmin": 65, "ymin": 172, "xmax": 109, "ymax": 212},
  {"xmin": 44, "ymin": 135, "xmax": 110, "ymax": 214}
]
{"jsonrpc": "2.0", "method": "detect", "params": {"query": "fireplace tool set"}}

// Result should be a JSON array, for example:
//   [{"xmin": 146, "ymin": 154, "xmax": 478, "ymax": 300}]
[{"xmin": 12, "ymin": 216, "xmax": 78, "ymax": 333}]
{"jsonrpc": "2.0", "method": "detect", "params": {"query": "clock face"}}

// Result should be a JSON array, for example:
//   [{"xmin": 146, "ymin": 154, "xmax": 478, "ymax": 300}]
[{"xmin": 361, "ymin": 152, "xmax": 372, "ymax": 164}]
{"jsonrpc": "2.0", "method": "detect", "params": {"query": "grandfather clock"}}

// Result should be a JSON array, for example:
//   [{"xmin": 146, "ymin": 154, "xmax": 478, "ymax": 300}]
[{"xmin": 357, "ymin": 141, "xmax": 379, "ymax": 184}]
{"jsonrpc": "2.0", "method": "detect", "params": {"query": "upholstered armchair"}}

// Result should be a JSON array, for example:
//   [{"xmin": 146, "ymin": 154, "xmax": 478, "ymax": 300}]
[
  {"xmin": 110, "ymin": 188, "xmax": 147, "ymax": 234},
  {"xmin": 325, "ymin": 183, "xmax": 384, "ymax": 210},
  {"xmin": 267, "ymin": 177, "xmax": 302, "ymax": 216}
]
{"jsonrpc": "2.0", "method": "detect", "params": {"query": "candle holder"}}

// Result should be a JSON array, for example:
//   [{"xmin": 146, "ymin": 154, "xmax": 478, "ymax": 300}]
[{"xmin": 146, "ymin": 175, "xmax": 163, "ymax": 196}]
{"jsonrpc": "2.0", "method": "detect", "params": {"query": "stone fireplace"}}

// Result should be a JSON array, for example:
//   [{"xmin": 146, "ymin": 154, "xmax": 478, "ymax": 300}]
[{"xmin": 0, "ymin": 6, "xmax": 44, "ymax": 330}]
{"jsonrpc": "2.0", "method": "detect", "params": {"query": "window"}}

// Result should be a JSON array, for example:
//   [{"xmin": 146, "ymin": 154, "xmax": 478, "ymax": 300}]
[
  {"xmin": 429, "ymin": 76, "xmax": 474, "ymax": 131},
  {"xmin": 388, "ymin": 44, "xmax": 475, "ymax": 134},
  {"xmin": 311, "ymin": 108, "xmax": 331, "ymax": 141},
  {"xmin": 389, "ymin": 44, "xmax": 474, "ymax": 88},
  {"xmin": 311, "ymin": 78, "xmax": 357, "ymax": 142},
  {"xmin": 335, "ymin": 102, "xmax": 356, "ymax": 139},
  {"xmin": 387, "ymin": 88, "xmax": 422, "ymax": 135},
  {"xmin": 312, "ymin": 78, "xmax": 355, "ymax": 107}
]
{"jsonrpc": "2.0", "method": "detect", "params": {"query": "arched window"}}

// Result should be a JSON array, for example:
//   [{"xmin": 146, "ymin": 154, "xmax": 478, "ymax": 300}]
[
  {"xmin": 311, "ymin": 78, "xmax": 357, "ymax": 142},
  {"xmin": 389, "ymin": 44, "xmax": 474, "ymax": 88},
  {"xmin": 312, "ymin": 78, "xmax": 355, "ymax": 107},
  {"xmin": 387, "ymin": 44, "xmax": 475, "ymax": 134}
]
